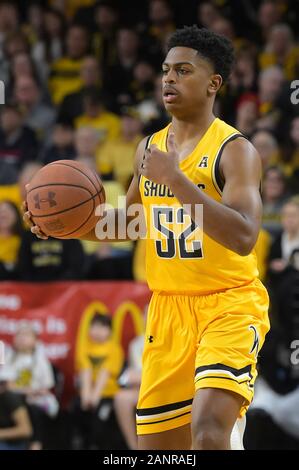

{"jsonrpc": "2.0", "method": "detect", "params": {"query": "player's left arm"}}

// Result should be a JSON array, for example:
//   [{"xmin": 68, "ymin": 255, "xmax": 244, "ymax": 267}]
[
  {"xmin": 217, "ymin": 138, "xmax": 263, "ymax": 255},
  {"xmin": 141, "ymin": 135, "xmax": 262, "ymax": 256}
]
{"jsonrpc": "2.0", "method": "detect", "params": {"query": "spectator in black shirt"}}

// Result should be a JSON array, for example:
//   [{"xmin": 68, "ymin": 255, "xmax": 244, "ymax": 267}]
[
  {"xmin": 106, "ymin": 28, "xmax": 141, "ymax": 109},
  {"xmin": 0, "ymin": 200, "xmax": 23, "ymax": 281},
  {"xmin": 17, "ymin": 231, "xmax": 85, "ymax": 282},
  {"xmin": 41, "ymin": 123, "xmax": 75, "ymax": 165},
  {"xmin": 0, "ymin": 103, "xmax": 39, "ymax": 182},
  {"xmin": 57, "ymin": 56, "xmax": 110, "ymax": 125},
  {"xmin": 0, "ymin": 369, "xmax": 32, "ymax": 450}
]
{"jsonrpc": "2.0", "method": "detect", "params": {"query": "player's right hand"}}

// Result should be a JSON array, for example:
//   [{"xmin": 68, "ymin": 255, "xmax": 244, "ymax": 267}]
[{"xmin": 22, "ymin": 200, "xmax": 49, "ymax": 240}]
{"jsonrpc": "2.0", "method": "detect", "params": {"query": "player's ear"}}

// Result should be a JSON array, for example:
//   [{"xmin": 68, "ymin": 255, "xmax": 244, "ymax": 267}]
[{"xmin": 207, "ymin": 74, "xmax": 222, "ymax": 96}]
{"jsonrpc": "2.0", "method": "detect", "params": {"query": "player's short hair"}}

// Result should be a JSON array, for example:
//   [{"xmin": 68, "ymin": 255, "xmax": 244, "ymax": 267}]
[{"xmin": 167, "ymin": 25, "xmax": 235, "ymax": 83}]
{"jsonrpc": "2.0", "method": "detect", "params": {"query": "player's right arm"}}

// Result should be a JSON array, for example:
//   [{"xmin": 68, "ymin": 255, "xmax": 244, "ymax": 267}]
[{"xmin": 23, "ymin": 137, "xmax": 148, "ymax": 241}]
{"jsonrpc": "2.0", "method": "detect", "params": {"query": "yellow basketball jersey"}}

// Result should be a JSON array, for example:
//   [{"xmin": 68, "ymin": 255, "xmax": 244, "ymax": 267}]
[{"xmin": 139, "ymin": 117, "xmax": 259, "ymax": 294}]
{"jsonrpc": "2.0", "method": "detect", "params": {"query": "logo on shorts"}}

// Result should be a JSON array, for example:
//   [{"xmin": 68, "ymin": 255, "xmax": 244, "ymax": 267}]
[
  {"xmin": 147, "ymin": 335, "xmax": 154, "ymax": 343},
  {"xmin": 249, "ymin": 325, "xmax": 259, "ymax": 358}
]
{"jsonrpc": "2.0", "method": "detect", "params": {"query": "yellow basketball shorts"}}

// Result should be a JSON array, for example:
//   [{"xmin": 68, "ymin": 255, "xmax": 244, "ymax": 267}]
[{"xmin": 136, "ymin": 278, "xmax": 270, "ymax": 435}]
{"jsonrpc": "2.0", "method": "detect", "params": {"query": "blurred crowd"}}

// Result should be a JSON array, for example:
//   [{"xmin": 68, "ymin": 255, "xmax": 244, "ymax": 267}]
[{"xmin": 0, "ymin": 0, "xmax": 299, "ymax": 450}]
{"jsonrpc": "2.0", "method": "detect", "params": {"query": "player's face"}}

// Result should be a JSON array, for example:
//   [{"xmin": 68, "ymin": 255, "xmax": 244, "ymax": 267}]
[{"xmin": 162, "ymin": 47, "xmax": 220, "ymax": 117}]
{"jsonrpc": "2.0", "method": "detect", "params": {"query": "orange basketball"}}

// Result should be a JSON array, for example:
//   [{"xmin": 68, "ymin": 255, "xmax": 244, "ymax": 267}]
[{"xmin": 26, "ymin": 160, "xmax": 105, "ymax": 239}]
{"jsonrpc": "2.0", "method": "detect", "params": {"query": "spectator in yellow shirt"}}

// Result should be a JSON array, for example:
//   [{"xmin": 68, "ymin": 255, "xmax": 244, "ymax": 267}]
[
  {"xmin": 0, "ymin": 200, "xmax": 23, "ymax": 280},
  {"xmin": 49, "ymin": 24, "xmax": 90, "ymax": 105},
  {"xmin": 259, "ymin": 23, "xmax": 299, "ymax": 80},
  {"xmin": 74, "ymin": 312, "xmax": 124, "ymax": 449},
  {"xmin": 58, "ymin": 56, "xmax": 108, "ymax": 125},
  {"xmin": 76, "ymin": 142, "xmax": 133, "ymax": 280},
  {"xmin": 251, "ymin": 130, "xmax": 280, "ymax": 171},
  {"xmin": 75, "ymin": 88, "xmax": 120, "ymax": 147},
  {"xmin": 97, "ymin": 106, "xmax": 143, "ymax": 190}
]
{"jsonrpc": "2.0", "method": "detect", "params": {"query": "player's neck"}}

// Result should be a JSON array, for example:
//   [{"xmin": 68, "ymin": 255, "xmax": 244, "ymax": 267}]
[{"xmin": 171, "ymin": 111, "xmax": 215, "ymax": 147}]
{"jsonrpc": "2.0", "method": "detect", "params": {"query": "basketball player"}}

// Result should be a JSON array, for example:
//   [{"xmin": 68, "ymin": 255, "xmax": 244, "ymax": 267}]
[{"xmin": 24, "ymin": 26, "xmax": 270, "ymax": 450}]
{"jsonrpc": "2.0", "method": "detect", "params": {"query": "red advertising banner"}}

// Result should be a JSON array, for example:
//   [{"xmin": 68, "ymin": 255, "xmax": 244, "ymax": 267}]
[{"xmin": 0, "ymin": 281, "xmax": 151, "ymax": 405}]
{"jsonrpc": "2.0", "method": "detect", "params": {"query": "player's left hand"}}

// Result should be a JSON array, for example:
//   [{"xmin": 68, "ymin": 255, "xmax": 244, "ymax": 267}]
[{"xmin": 140, "ymin": 132, "xmax": 180, "ymax": 186}]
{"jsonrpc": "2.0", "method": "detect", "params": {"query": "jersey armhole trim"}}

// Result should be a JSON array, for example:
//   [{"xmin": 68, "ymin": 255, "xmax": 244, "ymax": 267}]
[
  {"xmin": 138, "ymin": 134, "xmax": 154, "ymax": 189},
  {"xmin": 212, "ymin": 133, "xmax": 248, "ymax": 196}
]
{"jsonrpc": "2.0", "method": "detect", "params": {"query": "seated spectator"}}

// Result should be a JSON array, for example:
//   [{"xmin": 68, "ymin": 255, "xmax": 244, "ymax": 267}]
[
  {"xmin": 63, "ymin": 0, "xmax": 97, "ymax": 20},
  {"xmin": 268, "ymin": 196, "xmax": 299, "ymax": 281},
  {"xmin": 22, "ymin": 3, "xmax": 43, "ymax": 47},
  {"xmin": 75, "ymin": 89, "xmax": 120, "ymax": 147},
  {"xmin": 281, "ymin": 116, "xmax": 299, "ymax": 185},
  {"xmin": 41, "ymin": 123, "xmax": 75, "ymax": 165},
  {"xmin": 259, "ymin": 23, "xmax": 299, "ymax": 80},
  {"xmin": 7, "ymin": 52, "xmax": 48, "ymax": 102},
  {"xmin": 221, "ymin": 47, "xmax": 258, "ymax": 123},
  {"xmin": 0, "ymin": 153, "xmax": 41, "ymax": 210},
  {"xmin": 0, "ymin": 200, "xmax": 23, "ymax": 281},
  {"xmin": 0, "ymin": 103, "xmax": 39, "ymax": 179},
  {"xmin": 5, "ymin": 324, "xmax": 58, "ymax": 450},
  {"xmin": 74, "ymin": 126, "xmax": 99, "ymax": 164},
  {"xmin": 210, "ymin": 16, "xmax": 248, "ymax": 52},
  {"xmin": 31, "ymin": 7, "xmax": 65, "ymax": 72},
  {"xmin": 250, "ymin": 198, "xmax": 299, "ymax": 444},
  {"xmin": 58, "ymin": 56, "xmax": 109, "ymax": 125},
  {"xmin": 1, "ymin": 30, "xmax": 30, "ymax": 87},
  {"xmin": 197, "ymin": 1, "xmax": 221, "ymax": 30},
  {"xmin": 0, "ymin": 2, "xmax": 19, "ymax": 77},
  {"xmin": 14, "ymin": 75, "xmax": 56, "ymax": 142},
  {"xmin": 256, "ymin": 65, "xmax": 285, "ymax": 132},
  {"xmin": 49, "ymin": 24, "xmax": 90, "ymax": 105},
  {"xmin": 114, "ymin": 334, "xmax": 144, "ymax": 449},
  {"xmin": 235, "ymin": 93, "xmax": 259, "ymax": 138},
  {"xmin": 105, "ymin": 28, "xmax": 141, "ymax": 109},
  {"xmin": 74, "ymin": 313, "xmax": 124, "ymax": 449},
  {"xmin": 77, "ymin": 153, "xmax": 133, "ymax": 280},
  {"xmin": 130, "ymin": 61, "xmax": 156, "ymax": 104},
  {"xmin": 17, "ymin": 231, "xmax": 85, "ymax": 282},
  {"xmin": 97, "ymin": 106, "xmax": 143, "ymax": 190},
  {"xmin": 141, "ymin": 75, "xmax": 170, "ymax": 134},
  {"xmin": 18, "ymin": 161, "xmax": 43, "ymax": 203},
  {"xmin": 251, "ymin": 130, "xmax": 279, "ymax": 171},
  {"xmin": 256, "ymin": 0, "xmax": 281, "ymax": 44},
  {"xmin": 91, "ymin": 2, "xmax": 119, "ymax": 72},
  {"xmin": 262, "ymin": 166, "xmax": 288, "ymax": 238},
  {"xmin": 0, "ymin": 183, "xmax": 21, "ymax": 207},
  {"xmin": 146, "ymin": 0, "xmax": 175, "ymax": 52},
  {"xmin": 0, "ymin": 368, "xmax": 32, "ymax": 450}
]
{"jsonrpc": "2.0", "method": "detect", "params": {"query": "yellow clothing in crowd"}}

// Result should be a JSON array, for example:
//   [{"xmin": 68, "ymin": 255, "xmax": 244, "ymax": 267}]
[
  {"xmin": 76, "ymin": 339, "xmax": 124, "ymax": 398},
  {"xmin": 49, "ymin": 57, "xmax": 84, "ymax": 105},
  {"xmin": 0, "ymin": 235, "xmax": 21, "ymax": 264},
  {"xmin": 281, "ymin": 149, "xmax": 299, "ymax": 177},
  {"xmin": 259, "ymin": 46, "xmax": 299, "ymax": 80},
  {"xmin": 254, "ymin": 229, "xmax": 271, "ymax": 282},
  {"xmin": 75, "ymin": 112, "xmax": 121, "ymax": 146},
  {"xmin": 0, "ymin": 185, "xmax": 21, "ymax": 208},
  {"xmin": 81, "ymin": 180, "xmax": 133, "ymax": 254},
  {"xmin": 97, "ymin": 135, "xmax": 142, "ymax": 189},
  {"xmin": 51, "ymin": 0, "xmax": 96, "ymax": 19}
]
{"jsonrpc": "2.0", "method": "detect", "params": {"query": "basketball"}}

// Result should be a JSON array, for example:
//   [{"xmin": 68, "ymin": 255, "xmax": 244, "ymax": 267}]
[{"xmin": 26, "ymin": 160, "xmax": 105, "ymax": 239}]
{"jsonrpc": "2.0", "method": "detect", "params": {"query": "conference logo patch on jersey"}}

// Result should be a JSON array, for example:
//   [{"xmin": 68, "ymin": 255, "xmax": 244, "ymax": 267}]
[{"xmin": 198, "ymin": 156, "xmax": 209, "ymax": 168}]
